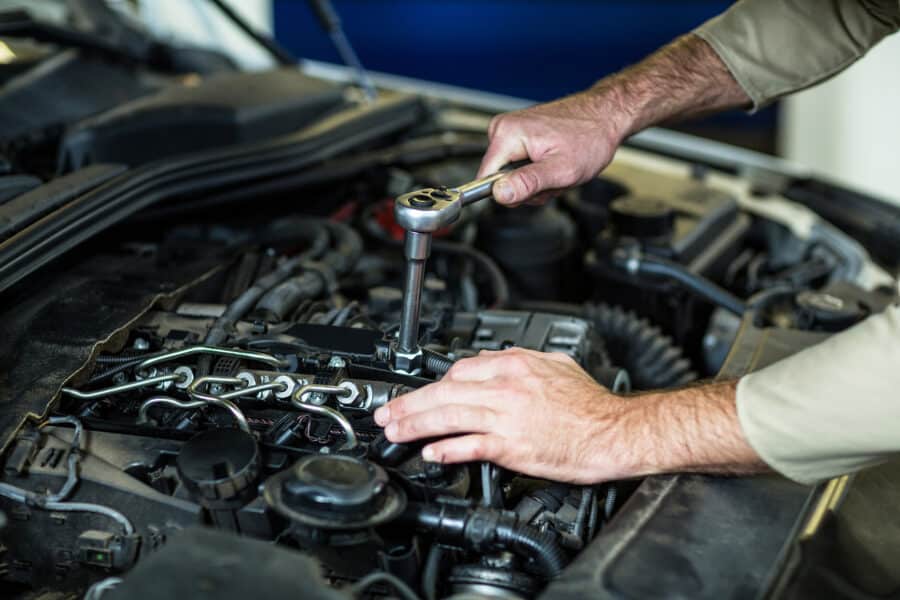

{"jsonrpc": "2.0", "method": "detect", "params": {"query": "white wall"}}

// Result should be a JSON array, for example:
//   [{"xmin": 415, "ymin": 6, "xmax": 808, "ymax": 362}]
[
  {"xmin": 780, "ymin": 32, "xmax": 900, "ymax": 205},
  {"xmin": 138, "ymin": 0, "xmax": 276, "ymax": 71}
]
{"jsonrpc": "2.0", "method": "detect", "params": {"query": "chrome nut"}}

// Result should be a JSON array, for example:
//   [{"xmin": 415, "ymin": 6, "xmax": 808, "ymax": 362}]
[
  {"xmin": 173, "ymin": 366, "xmax": 194, "ymax": 389},
  {"xmin": 336, "ymin": 381, "xmax": 361, "ymax": 407},
  {"xmin": 274, "ymin": 375, "xmax": 301, "ymax": 400}
]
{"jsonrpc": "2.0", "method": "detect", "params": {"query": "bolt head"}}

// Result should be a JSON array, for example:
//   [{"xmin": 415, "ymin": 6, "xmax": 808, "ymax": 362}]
[{"xmin": 391, "ymin": 346, "xmax": 423, "ymax": 376}]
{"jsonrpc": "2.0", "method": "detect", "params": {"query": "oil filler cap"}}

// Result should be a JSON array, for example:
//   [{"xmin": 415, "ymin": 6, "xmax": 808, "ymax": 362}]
[
  {"xmin": 263, "ymin": 454, "xmax": 405, "ymax": 530},
  {"xmin": 176, "ymin": 428, "xmax": 260, "ymax": 508},
  {"xmin": 284, "ymin": 454, "xmax": 387, "ymax": 514}
]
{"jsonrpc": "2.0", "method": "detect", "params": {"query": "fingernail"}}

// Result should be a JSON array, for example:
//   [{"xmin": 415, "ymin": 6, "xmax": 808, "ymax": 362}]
[
  {"xmin": 374, "ymin": 406, "xmax": 389, "ymax": 426},
  {"xmin": 422, "ymin": 445, "xmax": 436, "ymax": 461},
  {"xmin": 494, "ymin": 179, "xmax": 512, "ymax": 204},
  {"xmin": 385, "ymin": 422, "xmax": 398, "ymax": 439}
]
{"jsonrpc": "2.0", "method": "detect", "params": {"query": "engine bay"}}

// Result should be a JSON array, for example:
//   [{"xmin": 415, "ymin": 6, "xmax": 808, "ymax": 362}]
[
  {"xmin": 0, "ymin": 132, "xmax": 894, "ymax": 600},
  {"xmin": 0, "ymin": 23, "xmax": 897, "ymax": 593}
]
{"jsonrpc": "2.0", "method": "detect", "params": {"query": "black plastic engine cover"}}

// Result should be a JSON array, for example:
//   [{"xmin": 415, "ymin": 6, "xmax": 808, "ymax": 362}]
[
  {"xmin": 59, "ymin": 69, "xmax": 345, "ymax": 170},
  {"xmin": 106, "ymin": 527, "xmax": 348, "ymax": 600}
]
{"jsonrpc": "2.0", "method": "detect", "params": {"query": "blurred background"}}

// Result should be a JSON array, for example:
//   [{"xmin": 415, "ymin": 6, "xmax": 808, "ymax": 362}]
[{"xmin": 137, "ymin": 0, "xmax": 899, "ymax": 204}]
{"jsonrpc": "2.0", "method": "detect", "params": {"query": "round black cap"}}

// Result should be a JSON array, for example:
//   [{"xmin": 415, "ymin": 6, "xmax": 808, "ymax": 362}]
[{"xmin": 282, "ymin": 454, "xmax": 387, "ymax": 515}]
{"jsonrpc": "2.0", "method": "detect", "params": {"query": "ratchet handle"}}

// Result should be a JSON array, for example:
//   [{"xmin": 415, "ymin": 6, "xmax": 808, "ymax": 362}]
[{"xmin": 455, "ymin": 159, "xmax": 531, "ymax": 206}]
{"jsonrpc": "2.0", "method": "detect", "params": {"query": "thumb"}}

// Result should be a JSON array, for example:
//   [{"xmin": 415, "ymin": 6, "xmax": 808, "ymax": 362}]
[{"xmin": 493, "ymin": 157, "xmax": 574, "ymax": 206}]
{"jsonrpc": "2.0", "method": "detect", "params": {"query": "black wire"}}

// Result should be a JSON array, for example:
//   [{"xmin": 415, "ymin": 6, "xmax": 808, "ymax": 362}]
[
  {"xmin": 421, "ymin": 545, "xmax": 444, "ymax": 600},
  {"xmin": 432, "ymin": 239, "xmax": 510, "ymax": 309},
  {"xmin": 349, "ymin": 572, "xmax": 421, "ymax": 600},
  {"xmin": 361, "ymin": 205, "xmax": 510, "ymax": 309}
]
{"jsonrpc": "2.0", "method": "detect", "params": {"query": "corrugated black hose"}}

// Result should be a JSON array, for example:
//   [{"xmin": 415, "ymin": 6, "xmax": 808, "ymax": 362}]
[
  {"xmin": 423, "ymin": 349, "xmax": 455, "ymax": 376},
  {"xmin": 516, "ymin": 301, "xmax": 696, "ymax": 390}
]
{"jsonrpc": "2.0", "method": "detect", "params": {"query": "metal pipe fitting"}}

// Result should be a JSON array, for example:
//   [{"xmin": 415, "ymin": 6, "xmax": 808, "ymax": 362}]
[{"xmin": 291, "ymin": 384, "xmax": 358, "ymax": 450}]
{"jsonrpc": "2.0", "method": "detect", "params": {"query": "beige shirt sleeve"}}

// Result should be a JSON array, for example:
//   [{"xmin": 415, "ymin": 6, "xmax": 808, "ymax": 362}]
[
  {"xmin": 737, "ymin": 303, "xmax": 900, "ymax": 485},
  {"xmin": 694, "ymin": 0, "xmax": 900, "ymax": 109}
]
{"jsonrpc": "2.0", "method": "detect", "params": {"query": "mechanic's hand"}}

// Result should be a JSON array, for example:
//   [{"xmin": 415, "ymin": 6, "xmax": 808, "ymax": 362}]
[
  {"xmin": 373, "ymin": 347, "xmax": 637, "ymax": 484},
  {"xmin": 478, "ymin": 90, "xmax": 631, "ymax": 207}
]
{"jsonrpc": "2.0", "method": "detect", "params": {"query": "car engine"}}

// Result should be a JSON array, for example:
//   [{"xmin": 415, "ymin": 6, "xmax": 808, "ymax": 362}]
[
  {"xmin": 2, "ymin": 139, "xmax": 894, "ymax": 599},
  {"xmin": 0, "ymin": 21, "xmax": 897, "ymax": 597}
]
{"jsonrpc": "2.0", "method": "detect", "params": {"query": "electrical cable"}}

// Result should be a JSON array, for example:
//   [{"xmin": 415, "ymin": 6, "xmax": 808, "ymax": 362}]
[{"xmin": 0, "ymin": 417, "xmax": 135, "ymax": 535}]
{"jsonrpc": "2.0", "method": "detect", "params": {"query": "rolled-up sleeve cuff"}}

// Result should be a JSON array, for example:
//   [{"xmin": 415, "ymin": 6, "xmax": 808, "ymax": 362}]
[
  {"xmin": 694, "ymin": 0, "xmax": 900, "ymax": 112},
  {"xmin": 735, "ymin": 305, "xmax": 900, "ymax": 486}
]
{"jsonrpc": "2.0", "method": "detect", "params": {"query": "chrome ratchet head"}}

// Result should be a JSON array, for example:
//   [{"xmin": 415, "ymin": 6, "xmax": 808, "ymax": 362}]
[{"xmin": 394, "ymin": 186, "xmax": 462, "ymax": 233}]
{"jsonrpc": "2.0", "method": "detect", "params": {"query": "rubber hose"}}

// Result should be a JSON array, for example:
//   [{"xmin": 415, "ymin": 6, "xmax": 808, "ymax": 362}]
[
  {"xmin": 629, "ymin": 254, "xmax": 747, "ymax": 316},
  {"xmin": 587, "ymin": 303, "xmax": 696, "ymax": 389},
  {"xmin": 321, "ymin": 221, "xmax": 363, "ymax": 275},
  {"xmin": 204, "ymin": 220, "xmax": 331, "ymax": 345},
  {"xmin": 255, "ymin": 270, "xmax": 325, "ymax": 322},
  {"xmin": 361, "ymin": 209, "xmax": 510, "ymax": 309},
  {"xmin": 422, "ymin": 544, "xmax": 444, "ymax": 600},
  {"xmin": 431, "ymin": 240, "xmax": 510, "ymax": 309},
  {"xmin": 406, "ymin": 502, "xmax": 567, "ymax": 579},
  {"xmin": 423, "ymin": 349, "xmax": 455, "ymax": 376},
  {"xmin": 516, "ymin": 301, "xmax": 696, "ymax": 390},
  {"xmin": 496, "ymin": 523, "xmax": 568, "ymax": 578}
]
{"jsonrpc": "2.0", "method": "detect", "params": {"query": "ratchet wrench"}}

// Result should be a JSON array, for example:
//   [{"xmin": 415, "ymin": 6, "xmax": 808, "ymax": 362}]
[{"xmin": 390, "ymin": 165, "xmax": 522, "ymax": 374}]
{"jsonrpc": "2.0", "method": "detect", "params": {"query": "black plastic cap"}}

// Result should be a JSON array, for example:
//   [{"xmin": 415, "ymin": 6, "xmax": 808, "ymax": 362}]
[{"xmin": 176, "ymin": 428, "xmax": 260, "ymax": 508}]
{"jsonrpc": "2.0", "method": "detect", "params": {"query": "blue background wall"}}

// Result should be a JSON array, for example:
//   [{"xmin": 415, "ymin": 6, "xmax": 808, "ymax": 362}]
[{"xmin": 273, "ymin": 1, "xmax": 776, "ymax": 152}]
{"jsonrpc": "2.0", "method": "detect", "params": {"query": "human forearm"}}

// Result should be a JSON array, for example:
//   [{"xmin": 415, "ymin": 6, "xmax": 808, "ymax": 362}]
[
  {"xmin": 478, "ymin": 34, "xmax": 749, "ymax": 206},
  {"xmin": 616, "ymin": 380, "xmax": 768, "ymax": 479},
  {"xmin": 589, "ymin": 33, "xmax": 751, "ymax": 140}
]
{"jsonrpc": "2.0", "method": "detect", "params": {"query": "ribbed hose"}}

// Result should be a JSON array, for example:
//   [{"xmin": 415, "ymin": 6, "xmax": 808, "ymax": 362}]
[
  {"xmin": 423, "ymin": 349, "xmax": 455, "ymax": 376},
  {"xmin": 496, "ymin": 523, "xmax": 568, "ymax": 578},
  {"xmin": 516, "ymin": 301, "xmax": 696, "ymax": 390},
  {"xmin": 94, "ymin": 350, "xmax": 158, "ymax": 364},
  {"xmin": 586, "ymin": 303, "xmax": 696, "ymax": 389}
]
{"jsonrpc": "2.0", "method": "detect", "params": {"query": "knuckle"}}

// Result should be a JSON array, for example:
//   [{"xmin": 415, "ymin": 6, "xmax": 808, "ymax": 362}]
[
  {"xmin": 488, "ymin": 115, "xmax": 506, "ymax": 136},
  {"xmin": 387, "ymin": 398, "xmax": 406, "ymax": 419},
  {"xmin": 558, "ymin": 163, "xmax": 580, "ymax": 185},
  {"xmin": 444, "ymin": 361, "xmax": 465, "ymax": 380},
  {"xmin": 442, "ymin": 405, "xmax": 463, "ymax": 429},
  {"xmin": 552, "ymin": 351, "xmax": 576, "ymax": 365},
  {"xmin": 515, "ymin": 169, "xmax": 542, "ymax": 196},
  {"xmin": 397, "ymin": 417, "xmax": 415, "ymax": 437},
  {"xmin": 470, "ymin": 437, "xmax": 488, "ymax": 460},
  {"xmin": 504, "ymin": 354, "xmax": 532, "ymax": 374}
]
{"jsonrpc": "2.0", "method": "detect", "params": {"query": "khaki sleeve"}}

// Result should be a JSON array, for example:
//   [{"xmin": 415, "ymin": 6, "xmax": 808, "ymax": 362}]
[
  {"xmin": 737, "ymin": 303, "xmax": 900, "ymax": 485},
  {"xmin": 694, "ymin": 0, "xmax": 900, "ymax": 109}
]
